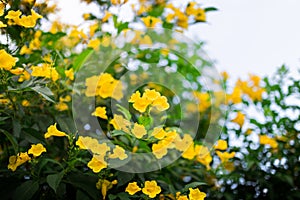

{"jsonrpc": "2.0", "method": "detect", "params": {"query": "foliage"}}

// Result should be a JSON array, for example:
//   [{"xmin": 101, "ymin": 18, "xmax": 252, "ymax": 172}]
[{"xmin": 0, "ymin": 0, "xmax": 299, "ymax": 200}]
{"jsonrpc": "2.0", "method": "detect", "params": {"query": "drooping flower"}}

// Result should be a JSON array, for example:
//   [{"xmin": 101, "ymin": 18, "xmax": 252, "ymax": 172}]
[
  {"xmin": 44, "ymin": 123, "xmax": 68, "ymax": 139},
  {"xmin": 96, "ymin": 179, "xmax": 118, "ymax": 199},
  {"xmin": 8, "ymin": 152, "xmax": 31, "ymax": 171},
  {"xmin": 142, "ymin": 180, "xmax": 161, "ymax": 198},
  {"xmin": 87, "ymin": 155, "xmax": 107, "ymax": 173},
  {"xmin": 125, "ymin": 182, "xmax": 141, "ymax": 195},
  {"xmin": 28, "ymin": 143, "xmax": 46, "ymax": 157},
  {"xmin": 0, "ymin": 49, "xmax": 18, "ymax": 70}
]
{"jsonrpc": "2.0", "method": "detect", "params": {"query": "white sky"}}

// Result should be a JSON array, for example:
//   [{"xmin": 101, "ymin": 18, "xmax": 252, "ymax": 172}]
[{"xmin": 56, "ymin": 0, "xmax": 300, "ymax": 80}]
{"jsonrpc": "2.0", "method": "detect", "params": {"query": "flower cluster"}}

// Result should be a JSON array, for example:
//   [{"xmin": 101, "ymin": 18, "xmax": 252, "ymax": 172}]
[
  {"xmin": 129, "ymin": 89, "xmax": 169, "ymax": 113},
  {"xmin": 85, "ymin": 73, "xmax": 123, "ymax": 100}
]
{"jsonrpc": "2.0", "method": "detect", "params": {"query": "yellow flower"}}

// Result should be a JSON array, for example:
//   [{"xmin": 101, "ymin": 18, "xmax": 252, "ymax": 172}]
[
  {"xmin": 221, "ymin": 71, "xmax": 229, "ymax": 80},
  {"xmin": 19, "ymin": 9, "xmax": 42, "ymax": 28},
  {"xmin": 216, "ymin": 151, "xmax": 235, "ymax": 163},
  {"xmin": 152, "ymin": 96, "xmax": 169, "ymax": 111},
  {"xmin": 96, "ymin": 179, "xmax": 117, "ymax": 199},
  {"xmin": 249, "ymin": 74, "xmax": 261, "ymax": 87},
  {"xmin": 55, "ymin": 102, "xmax": 68, "ymax": 111},
  {"xmin": 177, "ymin": 195, "xmax": 189, "ymax": 200},
  {"xmin": 182, "ymin": 144, "xmax": 196, "ymax": 160},
  {"xmin": 152, "ymin": 141, "xmax": 168, "ymax": 159},
  {"xmin": 227, "ymin": 87, "xmax": 242, "ymax": 104},
  {"xmin": 110, "ymin": 114, "xmax": 131, "ymax": 133},
  {"xmin": 109, "ymin": 145, "xmax": 128, "ymax": 160},
  {"xmin": 129, "ymin": 91, "xmax": 141, "ymax": 103},
  {"xmin": 0, "ymin": 2, "xmax": 5, "ymax": 17},
  {"xmin": 139, "ymin": 35, "xmax": 153, "ymax": 45},
  {"xmin": 83, "ymin": 13, "xmax": 91, "ymax": 20},
  {"xmin": 21, "ymin": 100, "xmax": 30, "ymax": 107},
  {"xmin": 102, "ymin": 11, "xmax": 112, "ymax": 22},
  {"xmin": 8, "ymin": 152, "xmax": 31, "ymax": 171},
  {"xmin": 87, "ymin": 155, "xmax": 107, "ymax": 173},
  {"xmin": 194, "ymin": 8, "xmax": 206, "ymax": 21},
  {"xmin": 76, "ymin": 136, "xmax": 110, "ymax": 155},
  {"xmin": 142, "ymin": 180, "xmax": 161, "ymax": 198},
  {"xmin": 185, "ymin": 2, "xmax": 197, "ymax": 15},
  {"xmin": 259, "ymin": 135, "xmax": 278, "ymax": 149},
  {"xmin": 174, "ymin": 134, "xmax": 193, "ymax": 152},
  {"xmin": 111, "ymin": 0, "xmax": 128, "ymax": 5},
  {"xmin": 60, "ymin": 95, "xmax": 71, "ymax": 102},
  {"xmin": 44, "ymin": 123, "xmax": 68, "ymax": 139},
  {"xmin": 88, "ymin": 38, "xmax": 101, "ymax": 50},
  {"xmin": 195, "ymin": 145, "xmax": 212, "ymax": 170},
  {"xmin": 141, "ymin": 16, "xmax": 162, "ymax": 28},
  {"xmin": 231, "ymin": 112, "xmax": 245, "ymax": 127},
  {"xmin": 0, "ymin": 21, "xmax": 7, "ymax": 28},
  {"xmin": 89, "ymin": 22, "xmax": 98, "ymax": 37},
  {"xmin": 65, "ymin": 68, "xmax": 74, "ymax": 80},
  {"xmin": 214, "ymin": 140, "xmax": 228, "ymax": 150},
  {"xmin": 5, "ymin": 10, "xmax": 22, "ymax": 25},
  {"xmin": 144, "ymin": 89, "xmax": 160, "ymax": 101},
  {"xmin": 28, "ymin": 143, "xmax": 46, "ymax": 157},
  {"xmin": 92, "ymin": 106, "xmax": 108, "ymax": 119},
  {"xmin": 18, "ymin": 70, "xmax": 31, "ymax": 82},
  {"xmin": 132, "ymin": 95, "xmax": 152, "ymax": 112},
  {"xmin": 132, "ymin": 123, "xmax": 147, "ymax": 139},
  {"xmin": 188, "ymin": 188, "xmax": 206, "ymax": 200},
  {"xmin": 31, "ymin": 64, "xmax": 59, "ymax": 81},
  {"xmin": 193, "ymin": 92, "xmax": 210, "ymax": 112},
  {"xmin": 0, "ymin": 49, "xmax": 18, "ymax": 70},
  {"xmin": 10, "ymin": 67, "xmax": 24, "ymax": 75},
  {"xmin": 126, "ymin": 182, "xmax": 141, "ymax": 195},
  {"xmin": 151, "ymin": 127, "xmax": 167, "ymax": 140}
]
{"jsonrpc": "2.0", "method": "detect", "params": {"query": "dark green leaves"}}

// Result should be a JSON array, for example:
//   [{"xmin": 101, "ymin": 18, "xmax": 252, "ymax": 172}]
[
  {"xmin": 47, "ymin": 171, "xmax": 65, "ymax": 193},
  {"xmin": 13, "ymin": 180, "xmax": 39, "ymax": 200}
]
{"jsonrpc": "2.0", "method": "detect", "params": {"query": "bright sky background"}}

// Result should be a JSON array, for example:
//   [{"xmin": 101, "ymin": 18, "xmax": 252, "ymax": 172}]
[{"xmin": 56, "ymin": 0, "xmax": 300, "ymax": 80}]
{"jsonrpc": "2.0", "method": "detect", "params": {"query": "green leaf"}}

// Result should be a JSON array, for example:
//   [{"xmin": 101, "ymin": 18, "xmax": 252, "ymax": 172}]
[
  {"xmin": 116, "ymin": 104, "xmax": 132, "ymax": 120},
  {"xmin": 72, "ymin": 48, "xmax": 94, "ymax": 71},
  {"xmin": 31, "ymin": 86, "xmax": 55, "ymax": 103},
  {"xmin": 47, "ymin": 171, "xmax": 64, "ymax": 193},
  {"xmin": 0, "ymin": 129, "xmax": 18, "ymax": 154},
  {"xmin": 66, "ymin": 173, "xmax": 99, "ymax": 200},
  {"xmin": 13, "ymin": 180, "xmax": 39, "ymax": 200},
  {"xmin": 12, "ymin": 119, "xmax": 21, "ymax": 138},
  {"xmin": 110, "ymin": 130, "xmax": 127, "ymax": 137},
  {"xmin": 117, "ymin": 22, "xmax": 129, "ymax": 34},
  {"xmin": 138, "ymin": 116, "xmax": 152, "ymax": 128},
  {"xmin": 204, "ymin": 7, "xmax": 218, "ymax": 12},
  {"xmin": 181, "ymin": 181, "xmax": 206, "ymax": 193},
  {"xmin": 116, "ymin": 171, "xmax": 134, "ymax": 186},
  {"xmin": 108, "ymin": 193, "xmax": 131, "ymax": 200},
  {"xmin": 77, "ymin": 190, "xmax": 92, "ymax": 200}
]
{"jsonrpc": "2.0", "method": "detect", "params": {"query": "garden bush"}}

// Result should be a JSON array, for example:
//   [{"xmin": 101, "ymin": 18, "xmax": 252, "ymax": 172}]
[{"xmin": 0, "ymin": 0, "xmax": 299, "ymax": 199}]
